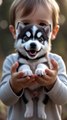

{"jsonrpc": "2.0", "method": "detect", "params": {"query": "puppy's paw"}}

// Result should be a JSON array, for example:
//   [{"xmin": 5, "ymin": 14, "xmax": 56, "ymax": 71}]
[
  {"xmin": 24, "ymin": 108, "xmax": 33, "ymax": 118},
  {"xmin": 38, "ymin": 110, "xmax": 47, "ymax": 119},
  {"xmin": 38, "ymin": 101, "xmax": 47, "ymax": 119},
  {"xmin": 35, "ymin": 69, "xmax": 46, "ymax": 76},
  {"xmin": 24, "ymin": 69, "xmax": 33, "ymax": 76},
  {"xmin": 18, "ymin": 65, "xmax": 33, "ymax": 76},
  {"xmin": 24, "ymin": 101, "xmax": 33, "ymax": 118}
]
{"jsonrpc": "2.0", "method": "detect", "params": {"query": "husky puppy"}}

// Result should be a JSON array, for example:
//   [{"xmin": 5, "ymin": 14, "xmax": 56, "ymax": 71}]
[{"xmin": 15, "ymin": 22, "xmax": 51, "ymax": 119}]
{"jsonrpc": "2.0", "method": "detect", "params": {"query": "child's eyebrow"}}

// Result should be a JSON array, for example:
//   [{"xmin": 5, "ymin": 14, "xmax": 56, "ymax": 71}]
[
  {"xmin": 19, "ymin": 19, "xmax": 31, "ymax": 24},
  {"xmin": 17, "ymin": 18, "xmax": 50, "ymax": 25},
  {"xmin": 38, "ymin": 19, "xmax": 50, "ymax": 25}
]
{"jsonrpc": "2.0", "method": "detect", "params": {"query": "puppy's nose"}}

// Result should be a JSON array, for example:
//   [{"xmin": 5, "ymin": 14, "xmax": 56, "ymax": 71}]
[{"xmin": 30, "ymin": 42, "xmax": 36, "ymax": 49}]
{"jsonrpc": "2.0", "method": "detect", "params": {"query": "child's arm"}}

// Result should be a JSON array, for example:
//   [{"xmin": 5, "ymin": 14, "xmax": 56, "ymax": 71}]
[
  {"xmin": 0, "ymin": 55, "xmax": 35, "ymax": 106},
  {"xmin": 35, "ymin": 56, "xmax": 67, "ymax": 105}
]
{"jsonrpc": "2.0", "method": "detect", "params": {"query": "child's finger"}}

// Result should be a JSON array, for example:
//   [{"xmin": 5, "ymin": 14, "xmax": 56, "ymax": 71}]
[
  {"xmin": 45, "ymin": 69, "xmax": 53, "ymax": 76},
  {"xmin": 17, "ymin": 71, "xmax": 25, "ymax": 79},
  {"xmin": 11, "ymin": 62, "xmax": 19, "ymax": 74},
  {"xmin": 16, "ymin": 75, "xmax": 35, "ymax": 88}
]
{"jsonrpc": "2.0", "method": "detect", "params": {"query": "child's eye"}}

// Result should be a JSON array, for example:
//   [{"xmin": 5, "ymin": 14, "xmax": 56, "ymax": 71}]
[
  {"xmin": 23, "ymin": 22, "xmax": 30, "ymax": 26},
  {"xmin": 39, "ymin": 23, "xmax": 47, "ymax": 26}
]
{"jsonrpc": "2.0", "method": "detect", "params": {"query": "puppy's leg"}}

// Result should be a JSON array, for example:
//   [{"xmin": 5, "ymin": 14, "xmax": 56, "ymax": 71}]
[
  {"xmin": 19, "ymin": 64, "xmax": 33, "ymax": 76},
  {"xmin": 24, "ymin": 89, "xmax": 33, "ymax": 118},
  {"xmin": 38, "ymin": 89, "xmax": 47, "ymax": 119},
  {"xmin": 35, "ymin": 63, "xmax": 48, "ymax": 76}
]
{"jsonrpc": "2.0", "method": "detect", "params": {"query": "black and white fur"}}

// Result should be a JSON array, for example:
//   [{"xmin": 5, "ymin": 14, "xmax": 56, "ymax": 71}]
[{"xmin": 15, "ymin": 22, "xmax": 52, "ymax": 119}]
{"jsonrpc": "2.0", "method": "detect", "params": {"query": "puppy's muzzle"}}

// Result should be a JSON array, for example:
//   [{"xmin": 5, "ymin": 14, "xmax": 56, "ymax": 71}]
[{"xmin": 30, "ymin": 42, "xmax": 37, "ymax": 50}]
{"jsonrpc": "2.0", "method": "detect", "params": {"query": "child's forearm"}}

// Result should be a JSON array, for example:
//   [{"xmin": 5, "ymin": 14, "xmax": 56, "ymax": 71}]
[
  {"xmin": 45, "ymin": 80, "xmax": 56, "ymax": 91},
  {"xmin": 9, "ymin": 79, "xmax": 23, "ymax": 96},
  {"xmin": 45, "ymin": 76, "xmax": 67, "ymax": 105},
  {"xmin": 0, "ymin": 79, "xmax": 22, "ymax": 106}
]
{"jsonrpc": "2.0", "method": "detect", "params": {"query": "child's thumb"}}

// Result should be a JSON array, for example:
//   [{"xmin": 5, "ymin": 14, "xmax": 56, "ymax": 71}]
[
  {"xmin": 51, "ymin": 59, "xmax": 58, "ymax": 71},
  {"xmin": 11, "ymin": 62, "xmax": 19, "ymax": 74}
]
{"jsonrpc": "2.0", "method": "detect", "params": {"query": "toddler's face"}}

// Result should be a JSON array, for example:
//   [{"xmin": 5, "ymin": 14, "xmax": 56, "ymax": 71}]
[{"xmin": 9, "ymin": 4, "xmax": 59, "ymax": 40}]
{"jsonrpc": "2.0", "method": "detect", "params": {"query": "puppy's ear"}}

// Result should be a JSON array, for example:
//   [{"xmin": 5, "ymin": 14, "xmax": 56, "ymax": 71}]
[
  {"xmin": 44, "ymin": 25, "xmax": 51, "ymax": 37},
  {"xmin": 9, "ymin": 25, "xmax": 16, "ymax": 39},
  {"xmin": 16, "ymin": 22, "xmax": 25, "ymax": 31},
  {"xmin": 15, "ymin": 22, "xmax": 25, "ymax": 38}
]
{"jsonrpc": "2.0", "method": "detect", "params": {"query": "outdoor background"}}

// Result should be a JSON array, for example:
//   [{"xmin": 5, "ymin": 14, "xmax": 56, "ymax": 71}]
[{"xmin": 0, "ymin": 0, "xmax": 67, "ymax": 120}]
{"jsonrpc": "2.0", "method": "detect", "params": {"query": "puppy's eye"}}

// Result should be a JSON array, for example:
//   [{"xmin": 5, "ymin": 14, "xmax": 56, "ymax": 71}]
[
  {"xmin": 22, "ymin": 39, "xmax": 26, "ymax": 43},
  {"xmin": 23, "ymin": 36, "xmax": 29, "ymax": 42},
  {"xmin": 38, "ymin": 36, "xmax": 44, "ymax": 44}
]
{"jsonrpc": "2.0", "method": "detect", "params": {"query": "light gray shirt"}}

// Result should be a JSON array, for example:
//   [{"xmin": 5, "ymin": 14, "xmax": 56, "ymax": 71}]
[{"xmin": 0, "ymin": 52, "xmax": 67, "ymax": 120}]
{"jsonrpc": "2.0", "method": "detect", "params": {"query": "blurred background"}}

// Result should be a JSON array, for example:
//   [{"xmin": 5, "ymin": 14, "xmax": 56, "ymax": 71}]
[{"xmin": 0, "ymin": 0, "xmax": 67, "ymax": 120}]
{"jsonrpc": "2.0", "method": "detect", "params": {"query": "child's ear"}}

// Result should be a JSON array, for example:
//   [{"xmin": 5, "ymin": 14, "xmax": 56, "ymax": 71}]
[
  {"xmin": 51, "ymin": 25, "xmax": 59, "ymax": 40},
  {"xmin": 9, "ymin": 25, "xmax": 16, "ymax": 39}
]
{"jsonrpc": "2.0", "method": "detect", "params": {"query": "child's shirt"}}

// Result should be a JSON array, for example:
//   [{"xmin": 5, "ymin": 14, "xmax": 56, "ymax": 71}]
[{"xmin": 0, "ymin": 52, "xmax": 67, "ymax": 120}]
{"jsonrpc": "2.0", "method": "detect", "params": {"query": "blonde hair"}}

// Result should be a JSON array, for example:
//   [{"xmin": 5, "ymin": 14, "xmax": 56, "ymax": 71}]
[{"xmin": 9, "ymin": 0, "xmax": 60, "ymax": 27}]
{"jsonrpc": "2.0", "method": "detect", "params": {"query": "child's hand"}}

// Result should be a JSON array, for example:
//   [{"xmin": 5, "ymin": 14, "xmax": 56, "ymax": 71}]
[
  {"xmin": 10, "ymin": 62, "xmax": 35, "ymax": 94},
  {"xmin": 35, "ymin": 59, "xmax": 58, "ymax": 90}
]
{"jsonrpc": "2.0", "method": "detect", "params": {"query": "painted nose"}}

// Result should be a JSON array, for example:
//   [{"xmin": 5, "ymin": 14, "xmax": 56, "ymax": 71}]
[{"xmin": 30, "ymin": 42, "xmax": 36, "ymax": 49}]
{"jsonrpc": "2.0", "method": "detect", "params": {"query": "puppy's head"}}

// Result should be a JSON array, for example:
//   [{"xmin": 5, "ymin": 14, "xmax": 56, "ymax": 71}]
[{"xmin": 15, "ymin": 22, "xmax": 51, "ymax": 59}]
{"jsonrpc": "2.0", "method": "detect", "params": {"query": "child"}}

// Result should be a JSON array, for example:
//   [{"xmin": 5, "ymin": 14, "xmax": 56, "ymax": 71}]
[{"xmin": 0, "ymin": 0, "xmax": 67, "ymax": 120}]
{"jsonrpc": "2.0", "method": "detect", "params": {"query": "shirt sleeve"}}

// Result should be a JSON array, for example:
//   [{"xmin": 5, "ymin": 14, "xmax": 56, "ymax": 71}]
[
  {"xmin": 0, "ymin": 54, "xmax": 23, "ymax": 106},
  {"xmin": 46, "ymin": 54, "xmax": 67, "ymax": 105}
]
